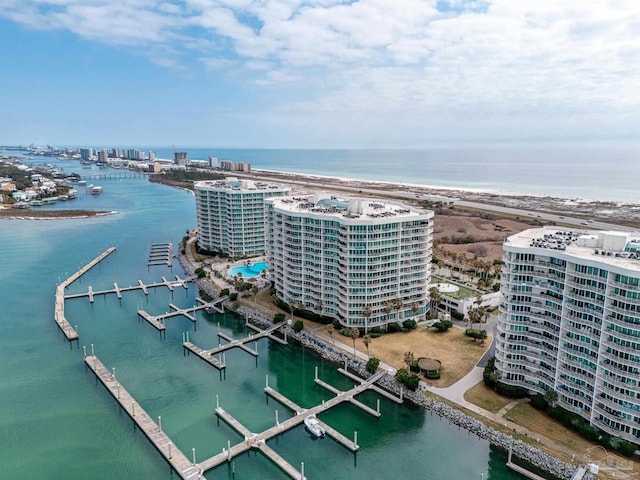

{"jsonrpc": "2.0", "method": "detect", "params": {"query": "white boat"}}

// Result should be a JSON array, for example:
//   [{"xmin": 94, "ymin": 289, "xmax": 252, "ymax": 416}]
[
  {"xmin": 91, "ymin": 186, "xmax": 102, "ymax": 195},
  {"xmin": 304, "ymin": 416, "xmax": 325, "ymax": 438}
]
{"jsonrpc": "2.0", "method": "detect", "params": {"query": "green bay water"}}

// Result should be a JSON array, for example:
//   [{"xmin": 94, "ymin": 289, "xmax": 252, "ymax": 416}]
[{"xmin": 0, "ymin": 160, "xmax": 526, "ymax": 479}]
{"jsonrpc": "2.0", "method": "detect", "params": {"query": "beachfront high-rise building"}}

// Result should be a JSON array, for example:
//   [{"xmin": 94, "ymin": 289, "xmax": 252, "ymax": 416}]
[
  {"xmin": 265, "ymin": 193, "xmax": 433, "ymax": 330},
  {"xmin": 80, "ymin": 148, "xmax": 93, "ymax": 160},
  {"xmin": 97, "ymin": 150, "xmax": 108, "ymax": 163},
  {"xmin": 194, "ymin": 179, "xmax": 290, "ymax": 257},
  {"xmin": 496, "ymin": 227, "xmax": 640, "ymax": 443},
  {"xmin": 174, "ymin": 151, "xmax": 188, "ymax": 166}
]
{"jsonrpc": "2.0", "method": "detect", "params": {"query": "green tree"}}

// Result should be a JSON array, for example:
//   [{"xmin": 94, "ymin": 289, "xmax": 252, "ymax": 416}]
[
  {"xmin": 366, "ymin": 357, "xmax": 380, "ymax": 373},
  {"xmin": 429, "ymin": 286, "xmax": 442, "ymax": 318},
  {"xmin": 543, "ymin": 389, "xmax": 559, "ymax": 407},
  {"xmin": 293, "ymin": 320, "xmax": 304, "ymax": 333}
]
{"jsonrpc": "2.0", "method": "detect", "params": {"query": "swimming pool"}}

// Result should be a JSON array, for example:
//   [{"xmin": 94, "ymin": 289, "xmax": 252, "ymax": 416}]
[{"xmin": 227, "ymin": 261, "xmax": 268, "ymax": 278}]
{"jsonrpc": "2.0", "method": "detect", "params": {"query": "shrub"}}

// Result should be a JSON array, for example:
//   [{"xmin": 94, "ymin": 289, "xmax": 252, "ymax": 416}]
[
  {"xmin": 229, "ymin": 292, "xmax": 238, "ymax": 301},
  {"xmin": 394, "ymin": 368, "xmax": 420, "ymax": 391},
  {"xmin": 451, "ymin": 310, "xmax": 465, "ymax": 321},
  {"xmin": 387, "ymin": 323, "xmax": 403, "ymax": 333},
  {"xmin": 495, "ymin": 382, "xmax": 527, "ymax": 398},
  {"xmin": 274, "ymin": 313, "xmax": 286, "ymax": 323},
  {"xmin": 371, "ymin": 326, "xmax": 382, "ymax": 334},
  {"xmin": 403, "ymin": 319, "xmax": 418, "ymax": 330},
  {"xmin": 366, "ymin": 357, "xmax": 380, "ymax": 373},
  {"xmin": 492, "ymin": 282, "xmax": 501, "ymax": 292},
  {"xmin": 530, "ymin": 394, "xmax": 548, "ymax": 410},
  {"xmin": 425, "ymin": 371, "xmax": 440, "ymax": 379},
  {"xmin": 433, "ymin": 320, "xmax": 453, "ymax": 332},
  {"xmin": 340, "ymin": 328, "xmax": 352, "ymax": 337},
  {"xmin": 370, "ymin": 332, "xmax": 382, "ymax": 338},
  {"xmin": 293, "ymin": 320, "xmax": 304, "ymax": 332},
  {"xmin": 220, "ymin": 288, "xmax": 230, "ymax": 297}
]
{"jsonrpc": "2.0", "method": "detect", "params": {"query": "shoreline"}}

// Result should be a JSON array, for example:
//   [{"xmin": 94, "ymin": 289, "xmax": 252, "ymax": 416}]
[
  {"xmin": 237, "ymin": 169, "xmax": 640, "ymax": 227},
  {"xmin": 0, "ymin": 209, "xmax": 118, "ymax": 220}
]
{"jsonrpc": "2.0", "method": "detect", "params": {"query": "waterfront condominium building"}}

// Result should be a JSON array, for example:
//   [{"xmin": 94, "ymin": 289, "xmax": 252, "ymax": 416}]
[
  {"xmin": 194, "ymin": 178, "xmax": 290, "ymax": 258},
  {"xmin": 265, "ymin": 193, "xmax": 433, "ymax": 330},
  {"xmin": 496, "ymin": 227, "xmax": 640, "ymax": 443}
]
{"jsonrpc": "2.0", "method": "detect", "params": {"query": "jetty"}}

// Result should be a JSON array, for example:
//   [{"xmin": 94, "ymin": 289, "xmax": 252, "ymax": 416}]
[
  {"xmin": 84, "ymin": 353, "xmax": 205, "ymax": 479},
  {"xmin": 183, "ymin": 321, "xmax": 287, "ymax": 370},
  {"xmin": 64, "ymin": 274, "xmax": 193, "ymax": 302},
  {"xmin": 137, "ymin": 297, "xmax": 227, "ymax": 332},
  {"xmin": 199, "ymin": 369, "xmax": 390, "ymax": 478},
  {"xmin": 54, "ymin": 247, "xmax": 116, "ymax": 340},
  {"xmin": 148, "ymin": 242, "xmax": 173, "ymax": 267}
]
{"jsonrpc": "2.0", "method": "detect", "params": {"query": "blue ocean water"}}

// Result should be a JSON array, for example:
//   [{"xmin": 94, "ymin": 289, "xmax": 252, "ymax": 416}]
[
  {"xmin": 138, "ymin": 146, "xmax": 640, "ymax": 202},
  {"xmin": 0, "ymin": 155, "xmax": 532, "ymax": 479}
]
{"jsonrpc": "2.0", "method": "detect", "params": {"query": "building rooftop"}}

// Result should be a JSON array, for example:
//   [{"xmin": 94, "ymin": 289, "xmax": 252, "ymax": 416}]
[
  {"xmin": 194, "ymin": 178, "xmax": 289, "ymax": 193},
  {"xmin": 505, "ymin": 226, "xmax": 640, "ymax": 270},
  {"xmin": 268, "ymin": 193, "xmax": 431, "ymax": 221}
]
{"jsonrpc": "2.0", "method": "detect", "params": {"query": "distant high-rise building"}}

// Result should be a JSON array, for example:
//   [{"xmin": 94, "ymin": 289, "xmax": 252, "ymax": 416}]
[
  {"xmin": 80, "ymin": 148, "xmax": 93, "ymax": 160},
  {"xmin": 148, "ymin": 151, "xmax": 156, "ymax": 161},
  {"xmin": 97, "ymin": 150, "xmax": 108, "ymax": 163},
  {"xmin": 174, "ymin": 151, "xmax": 188, "ymax": 165},
  {"xmin": 220, "ymin": 160, "xmax": 250, "ymax": 172},
  {"xmin": 208, "ymin": 155, "xmax": 218, "ymax": 168},
  {"xmin": 110, "ymin": 148, "xmax": 121, "ymax": 158}
]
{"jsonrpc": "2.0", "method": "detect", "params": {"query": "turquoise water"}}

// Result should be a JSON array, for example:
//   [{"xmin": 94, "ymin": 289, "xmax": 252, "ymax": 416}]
[
  {"xmin": 228, "ymin": 262, "xmax": 268, "ymax": 279},
  {"xmin": 0, "ymin": 156, "xmax": 528, "ymax": 479}
]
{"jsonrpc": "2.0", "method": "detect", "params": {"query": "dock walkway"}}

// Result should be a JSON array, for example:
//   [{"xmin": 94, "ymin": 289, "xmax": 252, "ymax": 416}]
[
  {"xmin": 64, "ymin": 274, "xmax": 193, "ymax": 302},
  {"xmin": 199, "ymin": 370, "xmax": 387, "ymax": 477},
  {"xmin": 54, "ymin": 247, "xmax": 116, "ymax": 340},
  {"xmin": 84, "ymin": 354, "xmax": 205, "ymax": 480},
  {"xmin": 184, "ymin": 322, "xmax": 286, "ymax": 369}
]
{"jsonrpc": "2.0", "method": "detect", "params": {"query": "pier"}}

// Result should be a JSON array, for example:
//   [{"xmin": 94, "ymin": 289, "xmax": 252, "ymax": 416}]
[
  {"xmin": 54, "ymin": 247, "xmax": 116, "ymax": 340},
  {"xmin": 183, "ymin": 321, "xmax": 287, "ymax": 370},
  {"xmin": 148, "ymin": 242, "xmax": 173, "ymax": 267},
  {"xmin": 64, "ymin": 274, "xmax": 193, "ymax": 302},
  {"xmin": 137, "ymin": 297, "xmax": 227, "ymax": 332},
  {"xmin": 84, "ymin": 354, "xmax": 206, "ymax": 480}
]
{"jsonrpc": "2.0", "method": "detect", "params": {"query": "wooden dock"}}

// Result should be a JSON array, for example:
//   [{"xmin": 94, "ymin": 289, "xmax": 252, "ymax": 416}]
[
  {"xmin": 183, "ymin": 322, "xmax": 287, "ymax": 369},
  {"xmin": 84, "ymin": 354, "xmax": 205, "ymax": 479},
  {"xmin": 54, "ymin": 247, "xmax": 116, "ymax": 341},
  {"xmin": 200, "ymin": 370, "xmax": 387, "ymax": 477}
]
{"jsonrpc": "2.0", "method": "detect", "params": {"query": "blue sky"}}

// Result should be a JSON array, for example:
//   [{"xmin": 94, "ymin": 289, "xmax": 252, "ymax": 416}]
[{"xmin": 1, "ymin": 0, "xmax": 640, "ymax": 148}]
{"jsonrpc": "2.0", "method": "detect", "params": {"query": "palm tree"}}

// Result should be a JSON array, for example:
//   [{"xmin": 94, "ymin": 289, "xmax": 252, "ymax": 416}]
[
  {"xmin": 429, "ymin": 286, "xmax": 442, "ymax": 318},
  {"xmin": 404, "ymin": 351, "xmax": 414, "ymax": 372},
  {"xmin": 384, "ymin": 301, "xmax": 393, "ymax": 323},
  {"xmin": 362, "ymin": 334, "xmax": 372, "ymax": 357},
  {"xmin": 349, "ymin": 327, "xmax": 360, "ymax": 357},
  {"xmin": 327, "ymin": 324, "xmax": 335, "ymax": 345},
  {"xmin": 287, "ymin": 299, "xmax": 296, "ymax": 322},
  {"xmin": 394, "ymin": 297, "xmax": 403, "ymax": 323},
  {"xmin": 411, "ymin": 301, "xmax": 420, "ymax": 322},
  {"xmin": 363, "ymin": 304, "xmax": 372, "ymax": 334},
  {"xmin": 251, "ymin": 283, "xmax": 260, "ymax": 304},
  {"xmin": 315, "ymin": 299, "xmax": 323, "ymax": 318},
  {"xmin": 233, "ymin": 272, "xmax": 244, "ymax": 292}
]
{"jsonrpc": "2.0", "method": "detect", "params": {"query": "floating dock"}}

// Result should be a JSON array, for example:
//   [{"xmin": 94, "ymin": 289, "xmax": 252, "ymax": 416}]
[
  {"xmin": 183, "ymin": 321, "xmax": 286, "ymax": 370},
  {"xmin": 84, "ymin": 354, "xmax": 205, "ymax": 480},
  {"xmin": 137, "ymin": 297, "xmax": 227, "ymax": 332},
  {"xmin": 64, "ymin": 275, "xmax": 193, "ymax": 302},
  {"xmin": 148, "ymin": 242, "xmax": 173, "ymax": 267},
  {"xmin": 199, "ymin": 370, "xmax": 388, "ymax": 477},
  {"xmin": 54, "ymin": 247, "xmax": 116, "ymax": 340}
]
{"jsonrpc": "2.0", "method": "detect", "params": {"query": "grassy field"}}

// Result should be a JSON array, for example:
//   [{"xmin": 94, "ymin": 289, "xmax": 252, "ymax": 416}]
[{"xmin": 463, "ymin": 382, "xmax": 514, "ymax": 413}]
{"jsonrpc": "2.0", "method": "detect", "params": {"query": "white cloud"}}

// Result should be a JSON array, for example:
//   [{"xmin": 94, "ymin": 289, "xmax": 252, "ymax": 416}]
[{"xmin": 2, "ymin": 0, "xmax": 640, "ymax": 144}]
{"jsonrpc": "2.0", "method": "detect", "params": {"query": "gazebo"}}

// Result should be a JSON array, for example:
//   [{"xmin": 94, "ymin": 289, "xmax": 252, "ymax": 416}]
[{"xmin": 417, "ymin": 358, "xmax": 442, "ymax": 379}]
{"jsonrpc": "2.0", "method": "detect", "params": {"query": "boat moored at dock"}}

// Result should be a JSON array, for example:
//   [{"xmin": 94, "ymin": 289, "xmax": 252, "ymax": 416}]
[{"xmin": 304, "ymin": 416, "xmax": 326, "ymax": 438}]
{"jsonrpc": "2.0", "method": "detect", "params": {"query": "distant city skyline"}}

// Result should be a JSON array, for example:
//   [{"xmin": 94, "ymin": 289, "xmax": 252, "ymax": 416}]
[{"xmin": 1, "ymin": 1, "xmax": 640, "ymax": 148}]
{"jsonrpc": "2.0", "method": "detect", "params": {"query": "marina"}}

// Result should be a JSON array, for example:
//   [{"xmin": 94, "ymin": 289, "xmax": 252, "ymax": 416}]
[
  {"xmin": 136, "ymin": 297, "xmax": 226, "ymax": 331},
  {"xmin": 64, "ymin": 275, "xmax": 193, "ymax": 302},
  {"xmin": 148, "ymin": 242, "xmax": 174, "ymax": 267}
]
